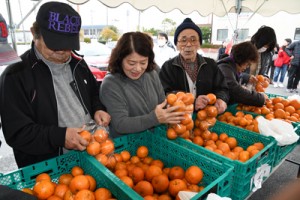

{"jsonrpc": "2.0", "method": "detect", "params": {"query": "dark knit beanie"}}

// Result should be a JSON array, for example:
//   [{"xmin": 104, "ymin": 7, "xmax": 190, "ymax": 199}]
[{"xmin": 174, "ymin": 18, "xmax": 202, "ymax": 45}]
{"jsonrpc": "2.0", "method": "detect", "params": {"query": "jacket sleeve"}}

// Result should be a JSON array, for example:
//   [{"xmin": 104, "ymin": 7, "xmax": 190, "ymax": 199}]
[
  {"xmin": 219, "ymin": 63, "xmax": 265, "ymax": 106},
  {"xmin": 0, "ymin": 66, "xmax": 66, "ymax": 155},
  {"xmin": 159, "ymin": 60, "xmax": 179, "ymax": 94},
  {"xmin": 209, "ymin": 60, "xmax": 230, "ymax": 103}
]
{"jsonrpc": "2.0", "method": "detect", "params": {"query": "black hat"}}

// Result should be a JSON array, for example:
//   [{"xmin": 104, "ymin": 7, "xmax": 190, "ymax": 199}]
[
  {"xmin": 174, "ymin": 18, "xmax": 202, "ymax": 45},
  {"xmin": 36, "ymin": 2, "xmax": 81, "ymax": 50}
]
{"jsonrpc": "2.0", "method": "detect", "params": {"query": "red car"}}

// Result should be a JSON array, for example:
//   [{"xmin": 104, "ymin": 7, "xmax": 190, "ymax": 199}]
[
  {"xmin": 78, "ymin": 42, "xmax": 111, "ymax": 71},
  {"xmin": 89, "ymin": 66, "xmax": 107, "ymax": 82}
]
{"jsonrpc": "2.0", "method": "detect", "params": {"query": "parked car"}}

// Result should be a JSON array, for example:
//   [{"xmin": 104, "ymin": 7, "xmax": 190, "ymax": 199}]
[
  {"xmin": 89, "ymin": 66, "xmax": 107, "ymax": 82},
  {"xmin": 77, "ymin": 42, "xmax": 111, "ymax": 71}
]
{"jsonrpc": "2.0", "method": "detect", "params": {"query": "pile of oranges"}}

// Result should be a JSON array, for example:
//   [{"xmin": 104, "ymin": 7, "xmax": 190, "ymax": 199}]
[
  {"xmin": 108, "ymin": 146, "xmax": 204, "ymax": 199},
  {"xmin": 22, "ymin": 166, "xmax": 114, "ymax": 200},
  {"xmin": 255, "ymin": 75, "xmax": 269, "ymax": 92},
  {"xmin": 166, "ymin": 92, "xmax": 195, "ymax": 140},
  {"xmin": 236, "ymin": 96, "xmax": 300, "ymax": 123},
  {"xmin": 218, "ymin": 111, "xmax": 259, "ymax": 133},
  {"xmin": 194, "ymin": 93, "xmax": 218, "ymax": 133},
  {"xmin": 190, "ymin": 131, "xmax": 264, "ymax": 162},
  {"xmin": 80, "ymin": 129, "xmax": 117, "ymax": 170}
]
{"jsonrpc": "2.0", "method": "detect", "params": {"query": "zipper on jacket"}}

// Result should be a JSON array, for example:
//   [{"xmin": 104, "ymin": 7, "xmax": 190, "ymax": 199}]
[{"xmin": 72, "ymin": 59, "xmax": 90, "ymax": 115}]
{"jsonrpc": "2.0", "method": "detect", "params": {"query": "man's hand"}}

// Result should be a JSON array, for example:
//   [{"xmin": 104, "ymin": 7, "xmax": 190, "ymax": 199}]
[
  {"xmin": 195, "ymin": 95, "xmax": 210, "ymax": 110},
  {"xmin": 65, "ymin": 127, "xmax": 88, "ymax": 151}
]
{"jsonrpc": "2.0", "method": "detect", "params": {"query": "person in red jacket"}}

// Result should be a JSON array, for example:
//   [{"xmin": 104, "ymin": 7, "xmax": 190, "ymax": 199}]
[{"xmin": 273, "ymin": 38, "xmax": 292, "ymax": 88}]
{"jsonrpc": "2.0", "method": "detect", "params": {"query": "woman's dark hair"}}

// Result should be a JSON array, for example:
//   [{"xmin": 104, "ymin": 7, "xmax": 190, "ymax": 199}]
[
  {"xmin": 282, "ymin": 38, "xmax": 292, "ymax": 51},
  {"xmin": 231, "ymin": 41, "xmax": 258, "ymax": 66},
  {"xmin": 108, "ymin": 32, "xmax": 156, "ymax": 74},
  {"xmin": 250, "ymin": 25, "xmax": 277, "ymax": 52},
  {"xmin": 158, "ymin": 32, "xmax": 168, "ymax": 41}
]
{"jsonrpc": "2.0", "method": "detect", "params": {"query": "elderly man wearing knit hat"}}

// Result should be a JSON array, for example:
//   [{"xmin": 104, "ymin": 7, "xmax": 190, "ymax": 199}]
[{"xmin": 159, "ymin": 18, "xmax": 229, "ymax": 114}]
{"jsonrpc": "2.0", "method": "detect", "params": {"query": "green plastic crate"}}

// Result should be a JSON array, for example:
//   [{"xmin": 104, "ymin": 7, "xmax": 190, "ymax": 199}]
[
  {"xmin": 157, "ymin": 121, "xmax": 276, "ymax": 200},
  {"xmin": 104, "ymin": 130, "xmax": 234, "ymax": 200},
  {"xmin": 0, "ymin": 150, "xmax": 141, "ymax": 200},
  {"xmin": 226, "ymin": 103, "xmax": 300, "ymax": 167}
]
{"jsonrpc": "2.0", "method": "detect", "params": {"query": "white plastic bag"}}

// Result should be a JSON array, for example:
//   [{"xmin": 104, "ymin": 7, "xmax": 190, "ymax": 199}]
[{"xmin": 257, "ymin": 116, "xmax": 299, "ymax": 146}]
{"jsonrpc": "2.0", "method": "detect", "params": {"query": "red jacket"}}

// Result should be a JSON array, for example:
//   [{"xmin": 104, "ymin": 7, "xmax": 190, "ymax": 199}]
[{"xmin": 278, "ymin": 47, "xmax": 291, "ymax": 64}]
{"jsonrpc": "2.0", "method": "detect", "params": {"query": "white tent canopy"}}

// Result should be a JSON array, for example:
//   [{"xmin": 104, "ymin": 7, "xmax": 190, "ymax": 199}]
[{"xmin": 67, "ymin": 0, "xmax": 300, "ymax": 17}]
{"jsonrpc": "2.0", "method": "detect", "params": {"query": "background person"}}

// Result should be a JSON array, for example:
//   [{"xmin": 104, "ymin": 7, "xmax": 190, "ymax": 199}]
[
  {"xmin": 273, "ymin": 38, "xmax": 292, "ymax": 88},
  {"xmin": 0, "ymin": 2, "xmax": 110, "ymax": 168},
  {"xmin": 249, "ymin": 26, "xmax": 277, "ymax": 76},
  {"xmin": 153, "ymin": 32, "xmax": 176, "ymax": 68},
  {"xmin": 286, "ymin": 40, "xmax": 300, "ymax": 93},
  {"xmin": 217, "ymin": 40, "xmax": 228, "ymax": 60},
  {"xmin": 100, "ymin": 32, "xmax": 185, "ymax": 138},
  {"xmin": 159, "ymin": 18, "xmax": 229, "ymax": 114},
  {"xmin": 218, "ymin": 41, "xmax": 266, "ymax": 106}
]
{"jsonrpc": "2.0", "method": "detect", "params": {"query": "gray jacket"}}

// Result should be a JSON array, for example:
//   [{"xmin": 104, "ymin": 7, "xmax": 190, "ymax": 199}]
[
  {"xmin": 100, "ymin": 71, "xmax": 165, "ymax": 138},
  {"xmin": 286, "ymin": 40, "xmax": 300, "ymax": 66}
]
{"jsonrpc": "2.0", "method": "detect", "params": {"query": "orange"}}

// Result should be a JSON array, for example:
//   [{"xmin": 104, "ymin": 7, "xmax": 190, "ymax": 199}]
[
  {"xmin": 219, "ymin": 133, "xmax": 228, "ymax": 142},
  {"xmin": 95, "ymin": 153, "xmax": 108, "ymax": 166},
  {"xmin": 69, "ymin": 175, "xmax": 90, "ymax": 194},
  {"xmin": 86, "ymin": 175, "xmax": 97, "ymax": 191},
  {"xmin": 71, "ymin": 166, "xmax": 84, "ymax": 177},
  {"xmin": 94, "ymin": 188, "xmax": 112, "ymax": 200},
  {"xmin": 217, "ymin": 142, "xmax": 230, "ymax": 153},
  {"xmin": 184, "ymin": 166, "xmax": 203, "ymax": 185},
  {"xmin": 168, "ymin": 166, "xmax": 185, "ymax": 180},
  {"xmin": 120, "ymin": 150, "xmax": 131, "ymax": 162},
  {"xmin": 136, "ymin": 146, "xmax": 149, "ymax": 158},
  {"xmin": 182, "ymin": 92, "xmax": 195, "ymax": 105},
  {"xmin": 36, "ymin": 173, "xmax": 51, "ymax": 182},
  {"xmin": 93, "ymin": 129, "xmax": 109, "ymax": 143},
  {"xmin": 166, "ymin": 93, "xmax": 177, "ymax": 105},
  {"xmin": 79, "ymin": 130, "xmax": 92, "ymax": 143},
  {"xmin": 181, "ymin": 113, "xmax": 192, "ymax": 125},
  {"xmin": 167, "ymin": 127, "xmax": 177, "ymax": 140},
  {"xmin": 173, "ymin": 123, "xmax": 187, "ymax": 134},
  {"xmin": 192, "ymin": 136, "xmax": 204, "ymax": 146},
  {"xmin": 206, "ymin": 106, "xmax": 218, "ymax": 117},
  {"xmin": 86, "ymin": 141, "xmax": 101, "ymax": 156},
  {"xmin": 100, "ymin": 139, "xmax": 115, "ymax": 155},
  {"xmin": 253, "ymin": 142, "xmax": 264, "ymax": 150},
  {"xmin": 225, "ymin": 137, "xmax": 237, "ymax": 149},
  {"xmin": 168, "ymin": 179, "xmax": 187, "ymax": 197},
  {"xmin": 151, "ymin": 174, "xmax": 169, "ymax": 194},
  {"xmin": 145, "ymin": 165, "xmax": 163, "ymax": 182},
  {"xmin": 54, "ymin": 184, "xmax": 68, "ymax": 199},
  {"xmin": 274, "ymin": 109, "xmax": 286, "ymax": 119},
  {"xmin": 33, "ymin": 180, "xmax": 55, "ymax": 200},
  {"xmin": 129, "ymin": 166, "xmax": 145, "ymax": 184},
  {"xmin": 74, "ymin": 189, "xmax": 95, "ymax": 200},
  {"xmin": 274, "ymin": 103, "xmax": 284, "ymax": 110},
  {"xmin": 206, "ymin": 93, "xmax": 217, "ymax": 105},
  {"xmin": 58, "ymin": 174, "xmax": 73, "ymax": 186},
  {"xmin": 238, "ymin": 151, "xmax": 250, "ymax": 162},
  {"xmin": 120, "ymin": 176, "xmax": 134, "ymax": 188},
  {"xmin": 133, "ymin": 181, "xmax": 154, "ymax": 197}
]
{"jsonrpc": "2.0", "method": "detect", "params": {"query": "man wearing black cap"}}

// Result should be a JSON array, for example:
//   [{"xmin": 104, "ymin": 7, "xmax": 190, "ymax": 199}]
[
  {"xmin": 159, "ymin": 18, "xmax": 229, "ymax": 113},
  {"xmin": 0, "ymin": 2, "xmax": 111, "ymax": 168}
]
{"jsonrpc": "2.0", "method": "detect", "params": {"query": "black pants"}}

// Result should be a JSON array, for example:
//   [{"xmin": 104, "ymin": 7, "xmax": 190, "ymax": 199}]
[{"xmin": 287, "ymin": 64, "xmax": 300, "ymax": 89}]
